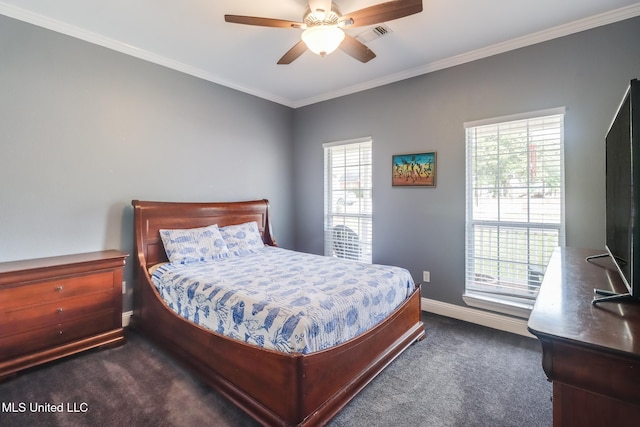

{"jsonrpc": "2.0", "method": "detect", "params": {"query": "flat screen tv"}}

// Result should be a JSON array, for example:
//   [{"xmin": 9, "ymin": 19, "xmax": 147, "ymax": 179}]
[{"xmin": 588, "ymin": 79, "xmax": 640, "ymax": 304}]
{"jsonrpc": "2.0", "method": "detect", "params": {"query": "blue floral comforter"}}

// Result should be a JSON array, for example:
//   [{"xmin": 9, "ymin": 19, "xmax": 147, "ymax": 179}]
[{"xmin": 151, "ymin": 247, "xmax": 415, "ymax": 354}]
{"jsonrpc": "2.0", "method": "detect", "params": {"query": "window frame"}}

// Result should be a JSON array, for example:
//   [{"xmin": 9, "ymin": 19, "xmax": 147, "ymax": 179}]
[
  {"xmin": 323, "ymin": 137, "xmax": 373, "ymax": 263},
  {"xmin": 463, "ymin": 108, "xmax": 566, "ymax": 318}
]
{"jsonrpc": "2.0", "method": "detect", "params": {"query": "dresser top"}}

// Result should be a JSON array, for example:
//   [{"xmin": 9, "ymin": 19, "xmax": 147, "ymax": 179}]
[
  {"xmin": 528, "ymin": 247, "xmax": 640, "ymax": 357},
  {"xmin": 0, "ymin": 250, "xmax": 128, "ymax": 285}
]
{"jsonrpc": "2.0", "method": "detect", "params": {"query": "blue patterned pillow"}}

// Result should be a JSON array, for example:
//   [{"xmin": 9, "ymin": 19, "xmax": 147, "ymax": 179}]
[
  {"xmin": 159, "ymin": 224, "xmax": 229, "ymax": 264},
  {"xmin": 220, "ymin": 221, "xmax": 265, "ymax": 255}
]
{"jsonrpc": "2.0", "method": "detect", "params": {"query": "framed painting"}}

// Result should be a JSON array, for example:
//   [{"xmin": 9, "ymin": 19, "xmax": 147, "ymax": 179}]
[{"xmin": 392, "ymin": 152, "xmax": 436, "ymax": 187}]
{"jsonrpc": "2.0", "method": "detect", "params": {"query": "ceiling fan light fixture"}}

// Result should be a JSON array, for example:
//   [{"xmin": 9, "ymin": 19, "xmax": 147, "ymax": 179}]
[{"xmin": 301, "ymin": 25, "xmax": 345, "ymax": 57}]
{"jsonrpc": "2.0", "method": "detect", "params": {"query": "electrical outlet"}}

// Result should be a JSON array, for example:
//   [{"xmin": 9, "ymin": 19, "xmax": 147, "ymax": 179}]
[
  {"xmin": 122, "ymin": 281, "xmax": 126, "ymax": 294},
  {"xmin": 423, "ymin": 271, "xmax": 430, "ymax": 283}
]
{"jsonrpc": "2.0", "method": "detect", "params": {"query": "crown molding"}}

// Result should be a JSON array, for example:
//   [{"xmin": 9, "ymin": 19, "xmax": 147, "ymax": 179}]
[
  {"xmin": 0, "ymin": 2, "xmax": 294, "ymax": 107},
  {"xmin": 291, "ymin": 3, "xmax": 640, "ymax": 107},
  {"xmin": 2, "ymin": 2, "xmax": 639, "ymax": 109}
]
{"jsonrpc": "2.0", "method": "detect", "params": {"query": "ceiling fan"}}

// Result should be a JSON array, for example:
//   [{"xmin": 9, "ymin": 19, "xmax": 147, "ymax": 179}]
[{"xmin": 224, "ymin": 0, "xmax": 423, "ymax": 64}]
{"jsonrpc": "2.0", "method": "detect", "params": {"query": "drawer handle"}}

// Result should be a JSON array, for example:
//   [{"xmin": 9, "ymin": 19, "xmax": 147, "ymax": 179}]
[
  {"xmin": 58, "ymin": 330, "xmax": 64, "ymax": 335},
  {"xmin": 55, "ymin": 285, "xmax": 63, "ymax": 292},
  {"xmin": 57, "ymin": 307, "xmax": 64, "ymax": 313}
]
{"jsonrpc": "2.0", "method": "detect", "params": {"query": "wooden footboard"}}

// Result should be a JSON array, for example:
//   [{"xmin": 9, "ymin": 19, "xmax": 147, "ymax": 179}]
[
  {"xmin": 298, "ymin": 286, "xmax": 424, "ymax": 425},
  {"xmin": 131, "ymin": 199, "xmax": 425, "ymax": 426}
]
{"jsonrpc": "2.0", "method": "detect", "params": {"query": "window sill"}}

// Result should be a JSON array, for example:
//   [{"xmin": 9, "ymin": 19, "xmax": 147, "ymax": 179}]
[{"xmin": 462, "ymin": 292, "xmax": 532, "ymax": 319}]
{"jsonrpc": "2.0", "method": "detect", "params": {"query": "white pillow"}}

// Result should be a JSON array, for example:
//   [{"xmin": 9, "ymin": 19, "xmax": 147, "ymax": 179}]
[
  {"xmin": 159, "ymin": 224, "xmax": 229, "ymax": 264},
  {"xmin": 220, "ymin": 221, "xmax": 265, "ymax": 255}
]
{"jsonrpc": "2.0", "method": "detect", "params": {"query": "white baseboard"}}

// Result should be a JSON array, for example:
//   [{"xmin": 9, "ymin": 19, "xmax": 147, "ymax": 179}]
[
  {"xmin": 122, "ymin": 310, "xmax": 133, "ymax": 327},
  {"xmin": 421, "ymin": 297, "xmax": 534, "ymax": 338}
]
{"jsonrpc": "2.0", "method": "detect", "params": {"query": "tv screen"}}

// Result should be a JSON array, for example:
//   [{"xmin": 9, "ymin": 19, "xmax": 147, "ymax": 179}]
[{"xmin": 602, "ymin": 79, "xmax": 639, "ymax": 303}]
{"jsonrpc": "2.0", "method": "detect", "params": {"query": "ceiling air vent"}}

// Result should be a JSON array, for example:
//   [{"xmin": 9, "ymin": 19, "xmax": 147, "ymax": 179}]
[{"xmin": 355, "ymin": 24, "xmax": 393, "ymax": 44}]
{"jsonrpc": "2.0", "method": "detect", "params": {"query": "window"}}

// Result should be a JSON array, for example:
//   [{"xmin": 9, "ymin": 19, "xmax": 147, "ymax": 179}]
[
  {"xmin": 324, "ymin": 138, "xmax": 372, "ymax": 263},
  {"xmin": 464, "ymin": 109, "xmax": 565, "ymax": 317}
]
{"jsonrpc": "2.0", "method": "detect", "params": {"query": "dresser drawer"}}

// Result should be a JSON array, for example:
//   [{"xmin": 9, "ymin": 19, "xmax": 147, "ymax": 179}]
[
  {"xmin": 0, "ymin": 290, "xmax": 114, "ymax": 338},
  {"xmin": 0, "ymin": 270, "xmax": 114, "ymax": 312},
  {"xmin": 0, "ymin": 310, "xmax": 115, "ymax": 360}
]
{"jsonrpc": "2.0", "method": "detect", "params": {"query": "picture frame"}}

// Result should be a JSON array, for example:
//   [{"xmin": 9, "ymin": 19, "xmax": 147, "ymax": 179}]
[{"xmin": 392, "ymin": 152, "xmax": 436, "ymax": 187}]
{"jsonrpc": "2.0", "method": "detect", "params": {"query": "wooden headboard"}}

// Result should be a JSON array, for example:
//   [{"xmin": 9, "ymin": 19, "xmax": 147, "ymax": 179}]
[{"xmin": 132, "ymin": 199, "xmax": 276, "ymax": 268}]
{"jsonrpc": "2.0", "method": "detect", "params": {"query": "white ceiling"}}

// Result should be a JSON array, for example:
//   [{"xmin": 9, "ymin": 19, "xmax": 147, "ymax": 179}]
[{"xmin": 2, "ymin": 1, "xmax": 640, "ymax": 108}]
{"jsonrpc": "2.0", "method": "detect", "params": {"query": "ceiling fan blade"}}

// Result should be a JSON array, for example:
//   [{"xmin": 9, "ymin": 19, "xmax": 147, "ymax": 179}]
[
  {"xmin": 342, "ymin": 0, "xmax": 423, "ymax": 28},
  {"xmin": 339, "ymin": 34, "xmax": 376, "ymax": 63},
  {"xmin": 225, "ymin": 15, "xmax": 304, "ymax": 29},
  {"xmin": 277, "ymin": 40, "xmax": 308, "ymax": 64}
]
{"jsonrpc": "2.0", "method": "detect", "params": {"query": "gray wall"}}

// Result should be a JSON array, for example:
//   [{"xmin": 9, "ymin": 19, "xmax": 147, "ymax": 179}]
[
  {"xmin": 2, "ymin": 13, "xmax": 639, "ymax": 314},
  {"xmin": 0, "ymin": 15, "xmax": 294, "ymax": 311},
  {"xmin": 292, "ymin": 17, "xmax": 640, "ymax": 306}
]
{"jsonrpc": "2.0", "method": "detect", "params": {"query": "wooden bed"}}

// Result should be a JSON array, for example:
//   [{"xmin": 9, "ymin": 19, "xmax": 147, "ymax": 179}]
[{"xmin": 131, "ymin": 199, "xmax": 425, "ymax": 426}]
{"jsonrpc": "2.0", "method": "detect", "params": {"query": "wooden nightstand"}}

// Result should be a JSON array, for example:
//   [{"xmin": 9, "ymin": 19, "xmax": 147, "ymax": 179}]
[{"xmin": 0, "ymin": 250, "xmax": 127, "ymax": 379}]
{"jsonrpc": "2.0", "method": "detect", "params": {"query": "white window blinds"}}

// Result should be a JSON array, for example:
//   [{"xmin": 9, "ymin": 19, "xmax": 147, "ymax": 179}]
[
  {"xmin": 464, "ymin": 109, "xmax": 565, "ymax": 315},
  {"xmin": 324, "ymin": 138, "xmax": 373, "ymax": 263}
]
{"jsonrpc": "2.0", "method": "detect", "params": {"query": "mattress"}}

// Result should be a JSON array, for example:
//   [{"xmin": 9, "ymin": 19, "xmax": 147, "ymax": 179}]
[{"xmin": 151, "ymin": 246, "xmax": 415, "ymax": 354}]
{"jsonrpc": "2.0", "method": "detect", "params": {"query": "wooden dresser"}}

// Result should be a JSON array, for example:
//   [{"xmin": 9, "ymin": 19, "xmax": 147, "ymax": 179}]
[
  {"xmin": 528, "ymin": 247, "xmax": 640, "ymax": 427},
  {"xmin": 0, "ymin": 250, "xmax": 127, "ymax": 379}
]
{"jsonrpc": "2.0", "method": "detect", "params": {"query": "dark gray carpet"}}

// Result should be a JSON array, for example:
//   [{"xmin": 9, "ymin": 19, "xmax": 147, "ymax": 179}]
[{"xmin": 0, "ymin": 313, "xmax": 551, "ymax": 426}]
